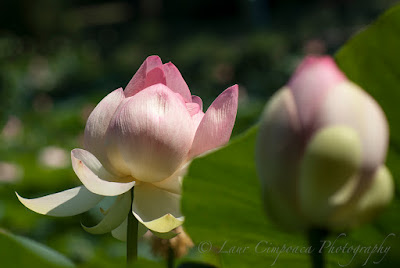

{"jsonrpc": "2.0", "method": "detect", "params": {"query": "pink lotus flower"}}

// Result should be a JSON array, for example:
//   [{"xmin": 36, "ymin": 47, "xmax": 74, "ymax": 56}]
[
  {"xmin": 256, "ymin": 56, "xmax": 393, "ymax": 231},
  {"xmin": 18, "ymin": 56, "xmax": 238, "ymax": 237}
]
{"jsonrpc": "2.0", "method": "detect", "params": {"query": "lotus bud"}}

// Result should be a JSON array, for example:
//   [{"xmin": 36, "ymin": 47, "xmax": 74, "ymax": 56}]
[{"xmin": 256, "ymin": 56, "xmax": 394, "ymax": 231}]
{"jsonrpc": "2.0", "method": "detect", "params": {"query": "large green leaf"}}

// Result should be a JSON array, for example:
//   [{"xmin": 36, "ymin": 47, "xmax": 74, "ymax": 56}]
[
  {"xmin": 334, "ymin": 5, "xmax": 400, "ymax": 266},
  {"xmin": 0, "ymin": 229, "xmax": 75, "ymax": 268}
]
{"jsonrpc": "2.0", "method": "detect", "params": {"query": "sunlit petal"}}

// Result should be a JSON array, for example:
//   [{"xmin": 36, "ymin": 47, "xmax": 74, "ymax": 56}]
[
  {"xmin": 189, "ymin": 85, "xmax": 238, "ymax": 158},
  {"xmin": 16, "ymin": 186, "xmax": 103, "ymax": 217}
]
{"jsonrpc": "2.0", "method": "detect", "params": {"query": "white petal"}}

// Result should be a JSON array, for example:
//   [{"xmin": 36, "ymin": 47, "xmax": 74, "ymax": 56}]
[
  {"xmin": 16, "ymin": 186, "xmax": 103, "ymax": 217},
  {"xmin": 151, "ymin": 163, "xmax": 189, "ymax": 195},
  {"xmin": 84, "ymin": 88, "xmax": 125, "ymax": 168},
  {"xmin": 256, "ymin": 87, "xmax": 305, "ymax": 231},
  {"xmin": 132, "ymin": 182, "xmax": 183, "ymax": 233},
  {"xmin": 82, "ymin": 191, "xmax": 131, "ymax": 234},
  {"xmin": 71, "ymin": 149, "xmax": 135, "ymax": 196}
]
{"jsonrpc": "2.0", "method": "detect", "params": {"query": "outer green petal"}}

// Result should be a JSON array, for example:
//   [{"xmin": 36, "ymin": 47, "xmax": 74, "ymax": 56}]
[
  {"xmin": 82, "ymin": 191, "xmax": 131, "ymax": 234},
  {"xmin": 299, "ymin": 126, "xmax": 362, "ymax": 227},
  {"xmin": 16, "ymin": 186, "xmax": 103, "ymax": 217},
  {"xmin": 132, "ymin": 182, "xmax": 184, "ymax": 233},
  {"xmin": 111, "ymin": 217, "xmax": 148, "ymax": 241},
  {"xmin": 351, "ymin": 165, "xmax": 394, "ymax": 227}
]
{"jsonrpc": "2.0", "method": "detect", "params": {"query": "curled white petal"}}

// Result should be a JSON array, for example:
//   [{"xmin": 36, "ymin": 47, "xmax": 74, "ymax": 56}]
[
  {"xmin": 82, "ymin": 191, "xmax": 131, "ymax": 234},
  {"xmin": 71, "ymin": 149, "xmax": 135, "ymax": 196},
  {"xmin": 16, "ymin": 186, "xmax": 103, "ymax": 217}
]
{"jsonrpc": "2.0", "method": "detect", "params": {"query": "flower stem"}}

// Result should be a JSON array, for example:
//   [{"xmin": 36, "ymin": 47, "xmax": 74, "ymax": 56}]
[
  {"xmin": 167, "ymin": 240, "xmax": 175, "ymax": 268},
  {"xmin": 307, "ymin": 228, "xmax": 329, "ymax": 268},
  {"xmin": 127, "ymin": 187, "xmax": 138, "ymax": 266}
]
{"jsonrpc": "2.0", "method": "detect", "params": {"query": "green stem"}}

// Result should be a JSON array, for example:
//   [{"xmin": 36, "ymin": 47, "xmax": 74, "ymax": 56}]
[
  {"xmin": 308, "ymin": 228, "xmax": 329, "ymax": 268},
  {"xmin": 127, "ymin": 187, "xmax": 138, "ymax": 266},
  {"xmin": 167, "ymin": 241, "xmax": 175, "ymax": 268}
]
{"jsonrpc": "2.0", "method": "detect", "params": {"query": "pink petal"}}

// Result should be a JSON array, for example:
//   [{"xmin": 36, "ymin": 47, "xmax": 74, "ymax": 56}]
[
  {"xmin": 190, "ymin": 95, "xmax": 204, "ymax": 131},
  {"xmin": 84, "ymin": 88, "xmax": 125, "ymax": 170},
  {"xmin": 288, "ymin": 56, "xmax": 347, "ymax": 130},
  {"xmin": 185, "ymin": 102, "xmax": 200, "ymax": 116},
  {"xmin": 191, "ymin": 95, "xmax": 203, "ymax": 111},
  {"xmin": 144, "ymin": 67, "xmax": 166, "ymax": 89},
  {"xmin": 189, "ymin": 85, "xmax": 239, "ymax": 158},
  {"xmin": 107, "ymin": 84, "xmax": 195, "ymax": 183},
  {"xmin": 163, "ymin": 62, "xmax": 192, "ymax": 102},
  {"xmin": 192, "ymin": 111, "xmax": 205, "ymax": 132},
  {"xmin": 124, "ymin": 56, "xmax": 163, "ymax": 97}
]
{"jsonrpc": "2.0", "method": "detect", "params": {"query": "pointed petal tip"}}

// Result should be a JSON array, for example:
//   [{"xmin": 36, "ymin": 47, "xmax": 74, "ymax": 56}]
[
  {"xmin": 163, "ymin": 61, "xmax": 174, "ymax": 67},
  {"xmin": 228, "ymin": 83, "xmax": 239, "ymax": 91},
  {"xmin": 143, "ymin": 55, "xmax": 163, "ymax": 67},
  {"xmin": 225, "ymin": 84, "xmax": 239, "ymax": 96},
  {"xmin": 162, "ymin": 61, "xmax": 191, "ymax": 102},
  {"xmin": 146, "ymin": 55, "xmax": 162, "ymax": 62},
  {"xmin": 289, "ymin": 55, "xmax": 347, "ymax": 89},
  {"xmin": 124, "ymin": 55, "xmax": 163, "ymax": 97},
  {"xmin": 16, "ymin": 186, "xmax": 104, "ymax": 217},
  {"xmin": 297, "ymin": 56, "xmax": 338, "ymax": 72},
  {"xmin": 15, "ymin": 191, "xmax": 26, "ymax": 203}
]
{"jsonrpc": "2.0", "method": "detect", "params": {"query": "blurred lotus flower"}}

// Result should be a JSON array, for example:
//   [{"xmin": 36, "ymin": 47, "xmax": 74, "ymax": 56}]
[
  {"xmin": 1, "ymin": 116, "xmax": 23, "ymax": 141},
  {"xmin": 256, "ymin": 56, "xmax": 393, "ymax": 231},
  {"xmin": 38, "ymin": 146, "xmax": 69, "ymax": 169},
  {"xmin": 0, "ymin": 162, "xmax": 23, "ymax": 183},
  {"xmin": 17, "ymin": 55, "xmax": 238, "ymax": 237}
]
